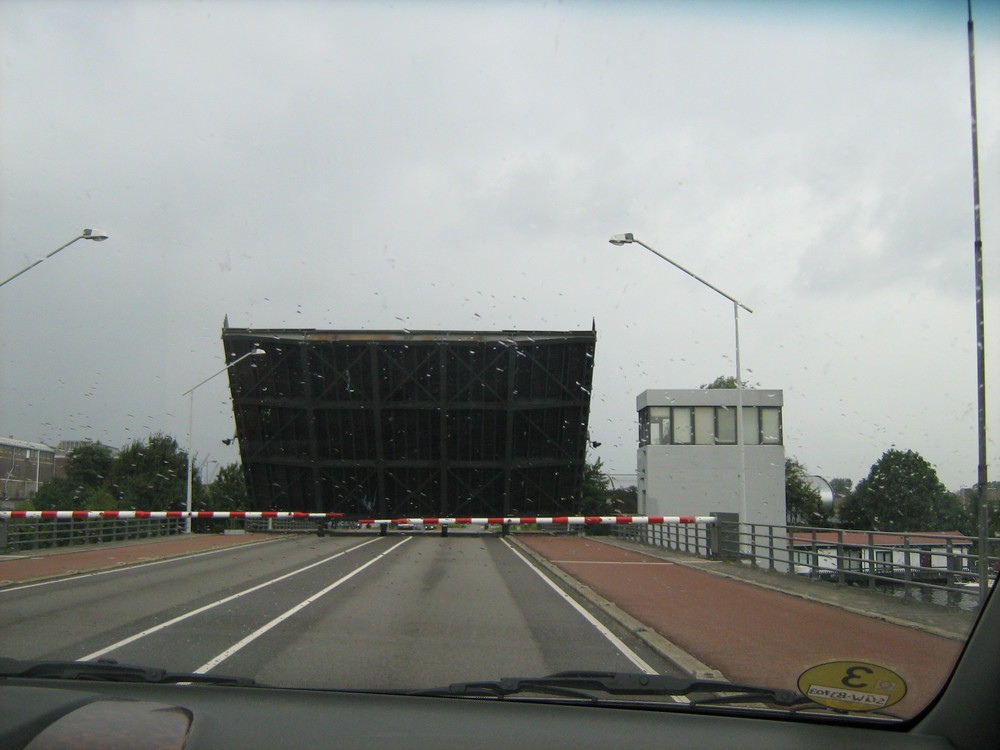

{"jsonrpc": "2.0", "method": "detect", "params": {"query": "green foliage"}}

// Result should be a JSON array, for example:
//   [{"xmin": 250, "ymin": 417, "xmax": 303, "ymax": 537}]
[
  {"xmin": 578, "ymin": 459, "xmax": 611, "ymax": 515},
  {"xmin": 193, "ymin": 463, "xmax": 249, "ymax": 532},
  {"xmin": 828, "ymin": 477, "xmax": 853, "ymax": 497},
  {"xmin": 31, "ymin": 433, "xmax": 199, "ymax": 513},
  {"xmin": 27, "ymin": 434, "xmax": 261, "ymax": 534},
  {"xmin": 608, "ymin": 486, "xmax": 638, "ymax": 514},
  {"xmin": 82, "ymin": 486, "xmax": 119, "ymax": 511},
  {"xmin": 32, "ymin": 443, "xmax": 118, "ymax": 510},
  {"xmin": 574, "ymin": 460, "xmax": 641, "ymax": 535},
  {"xmin": 785, "ymin": 458, "xmax": 827, "ymax": 526},
  {"xmin": 933, "ymin": 492, "xmax": 976, "ymax": 535},
  {"xmin": 31, "ymin": 476, "xmax": 83, "ymax": 511},
  {"xmin": 65, "ymin": 443, "xmax": 115, "ymax": 488},
  {"xmin": 839, "ymin": 449, "xmax": 972, "ymax": 533},
  {"xmin": 110, "ymin": 433, "xmax": 192, "ymax": 511},
  {"xmin": 204, "ymin": 463, "xmax": 249, "ymax": 511},
  {"xmin": 577, "ymin": 459, "xmax": 624, "ymax": 534},
  {"xmin": 699, "ymin": 375, "xmax": 744, "ymax": 389}
]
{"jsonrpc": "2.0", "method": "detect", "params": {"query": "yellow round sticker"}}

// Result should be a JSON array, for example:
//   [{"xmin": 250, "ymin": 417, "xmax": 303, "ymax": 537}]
[{"xmin": 797, "ymin": 661, "xmax": 907, "ymax": 712}]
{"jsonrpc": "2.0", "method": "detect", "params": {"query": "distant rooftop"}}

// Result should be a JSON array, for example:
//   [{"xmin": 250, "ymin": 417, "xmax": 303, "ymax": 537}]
[{"xmin": 1, "ymin": 437, "xmax": 55, "ymax": 453}]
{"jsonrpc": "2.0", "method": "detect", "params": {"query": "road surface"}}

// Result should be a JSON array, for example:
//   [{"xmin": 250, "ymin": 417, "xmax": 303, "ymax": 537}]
[{"xmin": 0, "ymin": 533, "xmax": 679, "ymax": 691}]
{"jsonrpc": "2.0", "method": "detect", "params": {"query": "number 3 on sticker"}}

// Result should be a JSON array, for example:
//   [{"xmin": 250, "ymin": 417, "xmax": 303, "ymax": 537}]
[
  {"xmin": 842, "ymin": 665, "xmax": 874, "ymax": 689},
  {"xmin": 798, "ymin": 662, "xmax": 907, "ymax": 713}
]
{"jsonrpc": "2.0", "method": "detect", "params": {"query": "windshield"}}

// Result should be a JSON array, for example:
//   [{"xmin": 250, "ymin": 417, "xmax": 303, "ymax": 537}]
[{"xmin": 0, "ymin": 0, "xmax": 997, "ymax": 726}]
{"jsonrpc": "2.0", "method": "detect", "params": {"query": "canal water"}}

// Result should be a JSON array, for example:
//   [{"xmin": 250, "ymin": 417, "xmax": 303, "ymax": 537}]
[{"xmin": 872, "ymin": 582, "xmax": 984, "ymax": 612}]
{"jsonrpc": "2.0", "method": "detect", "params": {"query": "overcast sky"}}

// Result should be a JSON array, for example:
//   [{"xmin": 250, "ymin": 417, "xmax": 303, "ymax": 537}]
[{"xmin": 1, "ymin": 0, "xmax": 997, "ymax": 494}]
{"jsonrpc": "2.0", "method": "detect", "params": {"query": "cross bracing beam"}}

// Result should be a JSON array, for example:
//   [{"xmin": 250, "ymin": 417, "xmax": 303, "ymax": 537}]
[{"xmin": 222, "ymin": 327, "xmax": 596, "ymax": 517}]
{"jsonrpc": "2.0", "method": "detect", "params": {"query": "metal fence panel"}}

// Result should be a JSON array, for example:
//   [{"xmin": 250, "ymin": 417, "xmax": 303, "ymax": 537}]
[
  {"xmin": 0, "ymin": 517, "xmax": 183, "ymax": 553},
  {"xmin": 612, "ymin": 519, "xmax": 999, "ymax": 603}
]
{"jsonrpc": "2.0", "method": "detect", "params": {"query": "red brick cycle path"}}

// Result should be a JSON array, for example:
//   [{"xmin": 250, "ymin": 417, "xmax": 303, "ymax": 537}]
[
  {"xmin": 518, "ymin": 535, "xmax": 965, "ymax": 717},
  {"xmin": 0, "ymin": 533, "xmax": 276, "ymax": 586}
]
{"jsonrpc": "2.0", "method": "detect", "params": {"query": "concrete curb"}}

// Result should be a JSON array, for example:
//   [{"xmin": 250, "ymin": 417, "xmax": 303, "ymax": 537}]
[
  {"xmin": 509, "ymin": 536, "xmax": 726, "ymax": 681},
  {"xmin": 593, "ymin": 535, "xmax": 972, "ymax": 642}
]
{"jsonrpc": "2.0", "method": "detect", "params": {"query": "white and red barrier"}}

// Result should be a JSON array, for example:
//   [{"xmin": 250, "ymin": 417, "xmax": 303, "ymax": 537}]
[
  {"xmin": 358, "ymin": 516, "xmax": 717, "ymax": 526},
  {"xmin": 0, "ymin": 511, "xmax": 344, "ymax": 521},
  {"xmin": 0, "ymin": 511, "xmax": 715, "ymax": 526}
]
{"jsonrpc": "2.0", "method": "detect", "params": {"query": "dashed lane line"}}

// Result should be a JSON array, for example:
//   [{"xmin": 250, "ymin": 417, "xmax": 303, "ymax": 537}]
[
  {"xmin": 196, "ymin": 537, "xmax": 411, "ymax": 673},
  {"xmin": 79, "ymin": 537, "xmax": 384, "ymax": 661}
]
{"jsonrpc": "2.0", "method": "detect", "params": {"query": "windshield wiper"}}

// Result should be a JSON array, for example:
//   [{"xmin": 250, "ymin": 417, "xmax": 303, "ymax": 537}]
[
  {"xmin": 411, "ymin": 670, "xmax": 808, "ymax": 708},
  {"xmin": 0, "ymin": 658, "xmax": 258, "ymax": 687}
]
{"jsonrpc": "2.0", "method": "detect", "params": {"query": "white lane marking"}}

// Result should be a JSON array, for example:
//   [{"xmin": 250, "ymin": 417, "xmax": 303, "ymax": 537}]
[
  {"xmin": 78, "ymin": 537, "xmax": 383, "ymax": 661},
  {"xmin": 0, "ymin": 538, "xmax": 281, "ymax": 594},
  {"xmin": 501, "ymin": 538, "xmax": 655, "ymax": 675},
  {"xmin": 196, "ymin": 537, "xmax": 412, "ymax": 673}
]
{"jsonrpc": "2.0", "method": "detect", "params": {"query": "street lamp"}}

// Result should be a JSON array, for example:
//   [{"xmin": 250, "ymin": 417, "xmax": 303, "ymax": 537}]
[
  {"xmin": 610, "ymin": 233, "xmax": 753, "ymax": 524},
  {"xmin": 965, "ymin": 2, "xmax": 990, "ymax": 602},
  {"xmin": 182, "ymin": 347, "xmax": 265, "ymax": 533},
  {"xmin": 0, "ymin": 229, "xmax": 109, "ymax": 289}
]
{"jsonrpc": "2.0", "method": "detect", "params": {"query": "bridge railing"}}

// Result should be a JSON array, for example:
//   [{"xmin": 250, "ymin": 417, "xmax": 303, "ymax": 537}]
[
  {"xmin": 0, "ymin": 510, "xmax": 717, "ymax": 549},
  {"xmin": 0, "ymin": 511, "xmax": 346, "ymax": 552},
  {"xmin": 744, "ymin": 522, "xmax": 999, "ymax": 602},
  {"xmin": 610, "ymin": 516, "xmax": 721, "ymax": 558},
  {"xmin": 612, "ymin": 517, "xmax": 1000, "ymax": 603},
  {"xmin": 0, "ymin": 516, "xmax": 184, "ymax": 553}
]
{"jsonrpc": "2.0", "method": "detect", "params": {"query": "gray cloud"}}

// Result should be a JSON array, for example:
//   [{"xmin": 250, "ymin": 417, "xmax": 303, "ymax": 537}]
[{"xmin": 1, "ymin": 0, "xmax": 997, "ymax": 491}]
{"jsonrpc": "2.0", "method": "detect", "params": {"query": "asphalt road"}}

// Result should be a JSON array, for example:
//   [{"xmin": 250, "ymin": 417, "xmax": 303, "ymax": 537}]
[{"xmin": 0, "ymin": 533, "xmax": 680, "ymax": 691}]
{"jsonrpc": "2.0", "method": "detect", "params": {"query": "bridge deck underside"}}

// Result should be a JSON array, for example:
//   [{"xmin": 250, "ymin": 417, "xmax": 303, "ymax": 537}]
[{"xmin": 222, "ymin": 329, "xmax": 596, "ymax": 518}]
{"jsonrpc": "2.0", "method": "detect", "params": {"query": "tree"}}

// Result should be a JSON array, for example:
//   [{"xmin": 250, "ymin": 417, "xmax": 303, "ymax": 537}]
[
  {"xmin": 785, "ymin": 458, "xmax": 826, "ymax": 526},
  {"xmin": 933, "ymin": 492, "xmax": 976, "ymax": 535},
  {"xmin": 64, "ymin": 443, "xmax": 115, "ymax": 488},
  {"xmin": 578, "ymin": 459, "xmax": 611, "ymax": 516},
  {"xmin": 577, "ymin": 460, "xmax": 619, "ymax": 534},
  {"xmin": 82, "ymin": 486, "xmax": 119, "ymax": 511},
  {"xmin": 110, "ymin": 433, "xmax": 195, "ymax": 511},
  {"xmin": 608, "ymin": 485, "xmax": 638, "ymax": 514},
  {"xmin": 31, "ymin": 476, "xmax": 83, "ymax": 511},
  {"xmin": 31, "ymin": 444, "xmax": 116, "ymax": 511},
  {"xmin": 197, "ymin": 462, "xmax": 250, "ymax": 531},
  {"xmin": 839, "ymin": 449, "xmax": 969, "ymax": 532},
  {"xmin": 205, "ymin": 463, "xmax": 250, "ymax": 511},
  {"xmin": 829, "ymin": 477, "xmax": 853, "ymax": 497},
  {"xmin": 699, "ymin": 375, "xmax": 752, "ymax": 389},
  {"xmin": 31, "ymin": 432, "xmax": 217, "ymax": 523}
]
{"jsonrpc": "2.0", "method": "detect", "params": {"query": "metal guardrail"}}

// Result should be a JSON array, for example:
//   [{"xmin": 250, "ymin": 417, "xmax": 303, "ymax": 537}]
[
  {"xmin": 612, "ymin": 518, "xmax": 1000, "ymax": 604},
  {"xmin": 245, "ymin": 518, "xmax": 319, "ymax": 532},
  {"xmin": 611, "ymin": 518, "xmax": 717, "ymax": 557},
  {"xmin": 738, "ymin": 523, "xmax": 1000, "ymax": 602},
  {"xmin": 0, "ymin": 517, "xmax": 184, "ymax": 553}
]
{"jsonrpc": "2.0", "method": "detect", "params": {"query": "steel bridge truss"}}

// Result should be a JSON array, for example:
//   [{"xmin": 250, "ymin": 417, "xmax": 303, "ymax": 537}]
[{"xmin": 221, "ymin": 327, "xmax": 596, "ymax": 518}]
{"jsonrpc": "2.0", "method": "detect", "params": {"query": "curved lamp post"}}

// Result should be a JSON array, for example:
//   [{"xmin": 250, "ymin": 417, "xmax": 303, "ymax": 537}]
[
  {"xmin": 182, "ymin": 348, "xmax": 265, "ymax": 533},
  {"xmin": 610, "ymin": 232, "xmax": 753, "ymax": 525},
  {"xmin": 0, "ymin": 229, "xmax": 109, "ymax": 288}
]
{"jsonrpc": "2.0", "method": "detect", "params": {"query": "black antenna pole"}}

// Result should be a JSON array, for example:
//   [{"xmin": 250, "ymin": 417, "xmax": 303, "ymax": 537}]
[{"xmin": 966, "ymin": 0, "xmax": 990, "ymax": 602}]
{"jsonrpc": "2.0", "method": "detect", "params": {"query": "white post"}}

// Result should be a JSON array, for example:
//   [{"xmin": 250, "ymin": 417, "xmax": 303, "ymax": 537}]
[
  {"xmin": 734, "ymin": 301, "xmax": 747, "ymax": 527},
  {"xmin": 182, "ymin": 348, "xmax": 265, "ymax": 534},
  {"xmin": 185, "ymin": 391, "xmax": 194, "ymax": 534}
]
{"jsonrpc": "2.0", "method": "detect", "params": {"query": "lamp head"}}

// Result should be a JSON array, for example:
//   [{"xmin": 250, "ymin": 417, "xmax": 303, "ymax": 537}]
[
  {"xmin": 609, "ymin": 233, "xmax": 634, "ymax": 246},
  {"xmin": 82, "ymin": 229, "xmax": 109, "ymax": 241}
]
